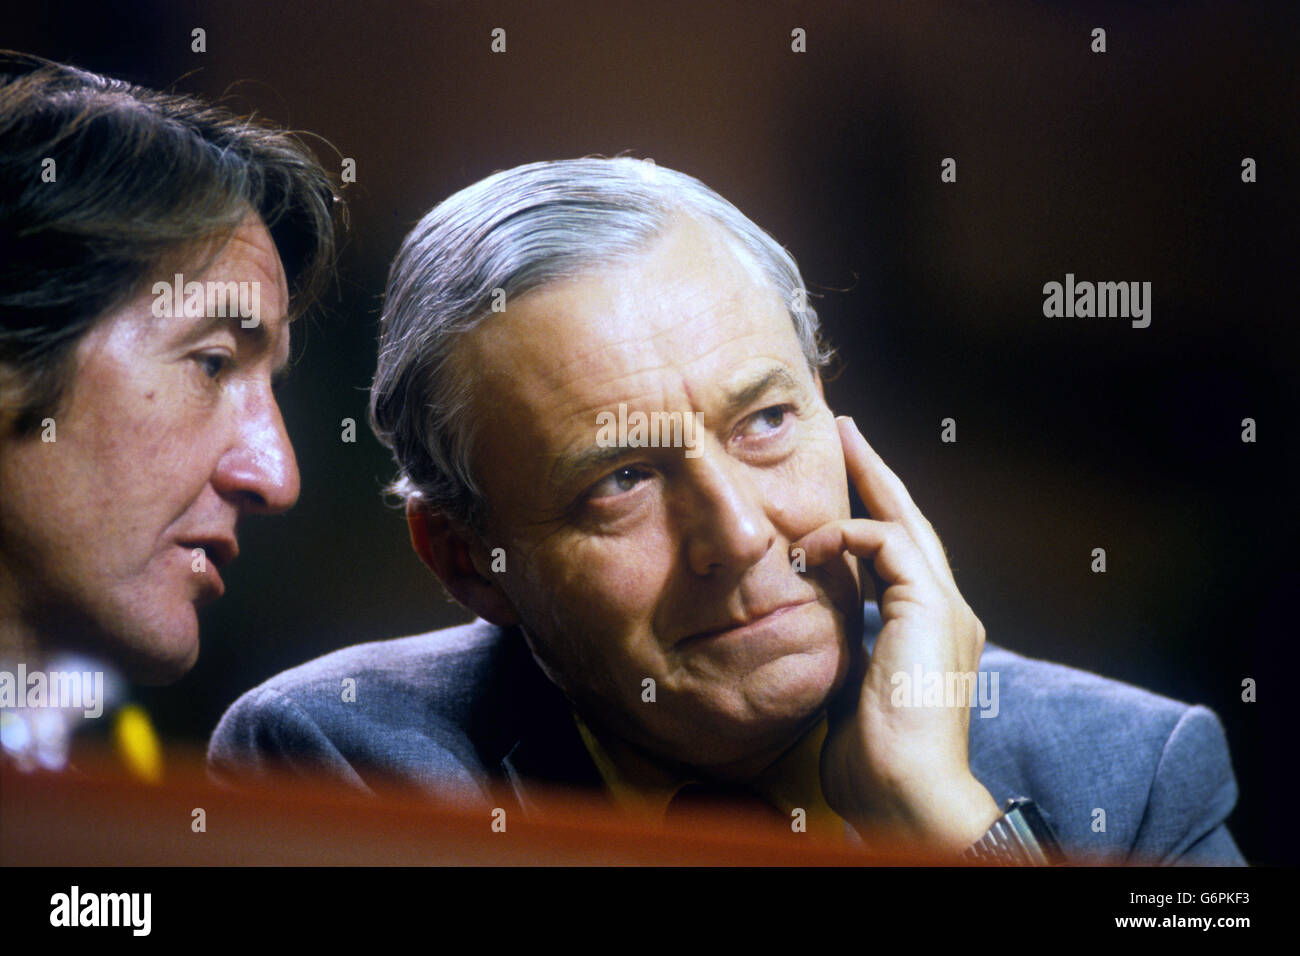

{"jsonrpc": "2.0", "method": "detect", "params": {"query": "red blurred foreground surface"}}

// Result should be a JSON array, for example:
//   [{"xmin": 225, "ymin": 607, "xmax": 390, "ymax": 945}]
[{"xmin": 1, "ymin": 746, "xmax": 981, "ymax": 866}]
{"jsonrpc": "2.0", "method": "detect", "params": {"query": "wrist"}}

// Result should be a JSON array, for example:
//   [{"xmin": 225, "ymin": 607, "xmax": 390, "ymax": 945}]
[
  {"xmin": 925, "ymin": 777, "xmax": 1002, "ymax": 852},
  {"xmin": 847, "ymin": 774, "xmax": 1001, "ymax": 853}
]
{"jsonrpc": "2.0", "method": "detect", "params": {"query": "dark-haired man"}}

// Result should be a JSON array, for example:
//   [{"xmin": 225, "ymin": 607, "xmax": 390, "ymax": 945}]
[{"xmin": 0, "ymin": 52, "xmax": 340, "ymax": 770}]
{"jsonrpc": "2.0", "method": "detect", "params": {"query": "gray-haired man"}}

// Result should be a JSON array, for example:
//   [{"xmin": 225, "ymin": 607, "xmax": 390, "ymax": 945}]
[{"xmin": 210, "ymin": 158, "xmax": 1242, "ymax": 864}]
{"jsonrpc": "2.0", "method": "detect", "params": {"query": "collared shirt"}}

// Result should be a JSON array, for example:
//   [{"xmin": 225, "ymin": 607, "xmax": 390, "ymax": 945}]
[{"xmin": 571, "ymin": 709, "xmax": 849, "ymax": 841}]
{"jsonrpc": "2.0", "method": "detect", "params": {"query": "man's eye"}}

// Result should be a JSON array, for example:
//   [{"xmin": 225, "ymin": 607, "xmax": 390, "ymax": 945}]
[
  {"xmin": 588, "ymin": 466, "xmax": 652, "ymax": 500},
  {"xmin": 739, "ymin": 404, "xmax": 789, "ymax": 436},
  {"xmin": 194, "ymin": 352, "xmax": 230, "ymax": 380}
]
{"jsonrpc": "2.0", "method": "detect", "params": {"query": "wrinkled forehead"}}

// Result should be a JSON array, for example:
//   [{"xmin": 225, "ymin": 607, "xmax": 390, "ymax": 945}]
[
  {"xmin": 116, "ymin": 214, "xmax": 295, "ymax": 374},
  {"xmin": 456, "ymin": 216, "xmax": 807, "ymax": 459},
  {"xmin": 199, "ymin": 215, "xmax": 292, "ymax": 317}
]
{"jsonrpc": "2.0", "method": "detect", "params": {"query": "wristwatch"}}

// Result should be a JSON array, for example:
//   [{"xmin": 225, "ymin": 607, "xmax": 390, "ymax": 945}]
[{"xmin": 963, "ymin": 797, "xmax": 1065, "ymax": 865}]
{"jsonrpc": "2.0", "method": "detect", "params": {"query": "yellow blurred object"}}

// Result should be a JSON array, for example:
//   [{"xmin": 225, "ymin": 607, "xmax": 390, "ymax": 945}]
[{"xmin": 113, "ymin": 704, "xmax": 163, "ymax": 783}]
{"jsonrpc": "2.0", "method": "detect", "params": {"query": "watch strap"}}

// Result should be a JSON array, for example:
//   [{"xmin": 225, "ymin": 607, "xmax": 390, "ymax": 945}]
[{"xmin": 963, "ymin": 796, "xmax": 1065, "ymax": 865}]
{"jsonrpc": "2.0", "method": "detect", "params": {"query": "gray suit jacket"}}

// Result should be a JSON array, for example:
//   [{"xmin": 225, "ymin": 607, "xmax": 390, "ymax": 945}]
[{"xmin": 208, "ymin": 604, "xmax": 1244, "ymax": 865}]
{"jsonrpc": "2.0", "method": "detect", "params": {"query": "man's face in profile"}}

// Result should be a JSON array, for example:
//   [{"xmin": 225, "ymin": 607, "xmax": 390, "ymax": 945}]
[
  {"xmin": 0, "ymin": 216, "xmax": 299, "ymax": 684},
  {"xmin": 458, "ymin": 215, "xmax": 862, "ymax": 773}
]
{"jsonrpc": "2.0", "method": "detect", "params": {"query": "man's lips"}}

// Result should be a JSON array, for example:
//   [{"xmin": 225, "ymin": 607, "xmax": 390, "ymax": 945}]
[
  {"xmin": 680, "ymin": 598, "xmax": 816, "ymax": 645},
  {"xmin": 177, "ymin": 536, "xmax": 238, "ymax": 570},
  {"xmin": 177, "ymin": 536, "xmax": 238, "ymax": 602}
]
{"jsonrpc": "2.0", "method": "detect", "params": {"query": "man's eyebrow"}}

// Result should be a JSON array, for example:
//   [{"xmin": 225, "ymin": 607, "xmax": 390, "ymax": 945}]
[
  {"xmin": 548, "ymin": 365, "xmax": 807, "ymax": 493},
  {"xmin": 550, "ymin": 442, "xmax": 637, "ymax": 492},
  {"xmin": 173, "ymin": 311, "xmax": 268, "ymax": 344},
  {"xmin": 175, "ymin": 311, "xmax": 290, "ymax": 361},
  {"xmin": 719, "ymin": 366, "xmax": 806, "ymax": 415}
]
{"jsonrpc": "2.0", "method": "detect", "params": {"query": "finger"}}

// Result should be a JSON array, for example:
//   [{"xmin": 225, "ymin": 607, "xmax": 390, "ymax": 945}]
[
  {"xmin": 793, "ymin": 518, "xmax": 944, "ymax": 601},
  {"xmin": 837, "ymin": 416, "xmax": 956, "ymax": 589}
]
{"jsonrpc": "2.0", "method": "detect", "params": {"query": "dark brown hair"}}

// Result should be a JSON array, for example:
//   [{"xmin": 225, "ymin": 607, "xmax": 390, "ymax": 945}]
[{"xmin": 0, "ymin": 50, "xmax": 343, "ymax": 432}]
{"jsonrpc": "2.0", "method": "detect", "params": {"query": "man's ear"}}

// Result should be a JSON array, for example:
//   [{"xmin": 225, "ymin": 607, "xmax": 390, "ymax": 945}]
[{"xmin": 406, "ymin": 500, "xmax": 519, "ymax": 627}]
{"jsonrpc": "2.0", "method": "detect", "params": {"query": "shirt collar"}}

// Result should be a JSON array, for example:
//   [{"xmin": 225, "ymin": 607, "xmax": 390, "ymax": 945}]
[{"xmin": 571, "ymin": 709, "xmax": 846, "ymax": 839}]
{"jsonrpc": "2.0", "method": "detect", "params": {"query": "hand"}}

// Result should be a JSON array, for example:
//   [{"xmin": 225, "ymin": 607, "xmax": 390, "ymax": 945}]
[{"xmin": 795, "ymin": 416, "xmax": 1000, "ymax": 854}]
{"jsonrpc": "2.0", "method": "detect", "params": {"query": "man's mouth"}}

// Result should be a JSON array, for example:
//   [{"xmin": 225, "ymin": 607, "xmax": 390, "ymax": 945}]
[
  {"xmin": 680, "ymin": 598, "xmax": 816, "ymax": 645},
  {"xmin": 177, "ymin": 537, "xmax": 238, "ymax": 602},
  {"xmin": 177, "ymin": 536, "xmax": 238, "ymax": 569}
]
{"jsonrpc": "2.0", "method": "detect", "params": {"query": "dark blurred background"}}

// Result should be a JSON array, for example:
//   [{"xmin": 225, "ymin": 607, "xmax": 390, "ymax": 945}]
[{"xmin": 6, "ymin": 0, "xmax": 1295, "ymax": 863}]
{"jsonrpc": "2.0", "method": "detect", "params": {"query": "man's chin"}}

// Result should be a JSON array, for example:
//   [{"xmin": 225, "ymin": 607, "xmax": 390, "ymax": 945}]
[
  {"xmin": 105, "ymin": 605, "xmax": 201, "ymax": 686},
  {"xmin": 128, "ymin": 641, "xmax": 198, "ymax": 686},
  {"xmin": 654, "ymin": 647, "xmax": 845, "ymax": 764},
  {"xmin": 730, "ymin": 647, "xmax": 845, "ymax": 723}
]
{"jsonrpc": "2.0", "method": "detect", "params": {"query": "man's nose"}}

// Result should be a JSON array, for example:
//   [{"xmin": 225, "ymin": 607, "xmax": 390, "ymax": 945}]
[
  {"xmin": 680, "ymin": 443, "xmax": 775, "ymax": 577},
  {"xmin": 212, "ymin": 391, "xmax": 301, "ymax": 515}
]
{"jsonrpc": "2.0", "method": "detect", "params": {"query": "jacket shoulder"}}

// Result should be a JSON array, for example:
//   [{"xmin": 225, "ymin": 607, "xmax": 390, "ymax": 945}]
[
  {"xmin": 971, "ymin": 643, "xmax": 1241, "ymax": 865},
  {"xmin": 207, "ymin": 619, "xmax": 517, "ymax": 803}
]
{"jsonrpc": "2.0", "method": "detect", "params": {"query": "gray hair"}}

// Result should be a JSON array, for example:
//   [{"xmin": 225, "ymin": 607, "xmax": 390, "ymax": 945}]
[{"xmin": 369, "ymin": 157, "xmax": 833, "ymax": 531}]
